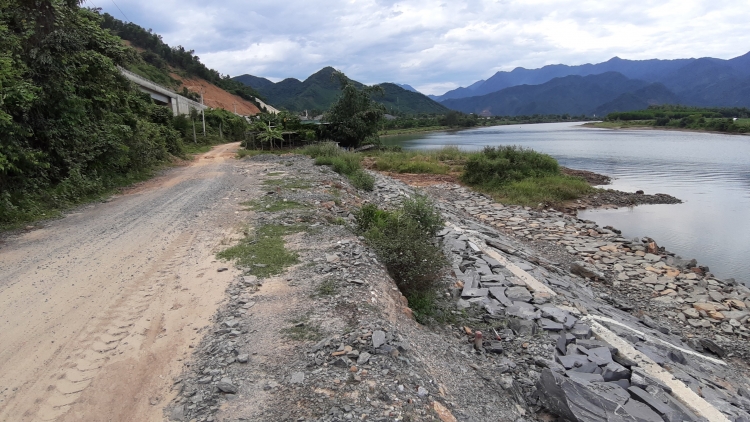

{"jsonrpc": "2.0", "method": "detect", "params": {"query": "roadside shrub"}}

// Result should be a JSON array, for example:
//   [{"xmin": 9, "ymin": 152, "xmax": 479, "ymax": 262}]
[
  {"xmin": 401, "ymin": 195, "xmax": 444, "ymax": 236},
  {"xmin": 354, "ymin": 203, "xmax": 390, "ymax": 233},
  {"xmin": 355, "ymin": 197, "xmax": 446, "ymax": 297},
  {"xmin": 330, "ymin": 154, "xmax": 361, "ymax": 176},
  {"xmin": 348, "ymin": 170, "xmax": 375, "ymax": 191}
]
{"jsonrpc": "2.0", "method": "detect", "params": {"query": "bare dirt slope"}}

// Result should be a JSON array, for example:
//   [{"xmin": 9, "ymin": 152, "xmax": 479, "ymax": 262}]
[
  {"xmin": 0, "ymin": 143, "xmax": 263, "ymax": 422},
  {"xmin": 171, "ymin": 75, "xmax": 261, "ymax": 116}
]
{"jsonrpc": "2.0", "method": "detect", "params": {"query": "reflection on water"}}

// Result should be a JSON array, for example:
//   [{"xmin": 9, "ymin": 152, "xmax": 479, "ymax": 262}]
[{"xmin": 385, "ymin": 123, "xmax": 750, "ymax": 284}]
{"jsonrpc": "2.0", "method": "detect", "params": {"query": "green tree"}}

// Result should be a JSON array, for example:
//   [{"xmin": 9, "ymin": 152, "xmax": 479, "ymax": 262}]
[
  {"xmin": 255, "ymin": 123, "xmax": 284, "ymax": 150},
  {"xmin": 323, "ymin": 72, "xmax": 385, "ymax": 148}
]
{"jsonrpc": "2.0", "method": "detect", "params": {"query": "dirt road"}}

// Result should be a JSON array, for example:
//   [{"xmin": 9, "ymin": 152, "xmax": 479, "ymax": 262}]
[{"xmin": 0, "ymin": 143, "xmax": 258, "ymax": 421}]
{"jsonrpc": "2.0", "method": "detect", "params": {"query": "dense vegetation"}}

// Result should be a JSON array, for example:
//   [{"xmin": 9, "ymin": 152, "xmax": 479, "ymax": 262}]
[
  {"xmin": 98, "ymin": 12, "xmax": 263, "ymax": 105},
  {"xmin": 0, "ymin": 1, "xmax": 251, "ymax": 228},
  {"xmin": 604, "ymin": 105, "xmax": 750, "ymax": 133},
  {"xmin": 0, "ymin": 1, "xmax": 180, "ymax": 226}
]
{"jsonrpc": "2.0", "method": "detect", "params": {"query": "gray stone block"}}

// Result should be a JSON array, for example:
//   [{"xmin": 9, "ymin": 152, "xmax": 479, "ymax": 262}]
[
  {"xmin": 539, "ymin": 305, "xmax": 570, "ymax": 323},
  {"xmin": 508, "ymin": 318, "xmax": 537, "ymax": 336},
  {"xmin": 566, "ymin": 371, "xmax": 604, "ymax": 383},
  {"xmin": 539, "ymin": 318, "xmax": 564, "ymax": 331},
  {"xmin": 601, "ymin": 362, "xmax": 630, "ymax": 382},
  {"xmin": 570, "ymin": 323, "xmax": 593, "ymax": 339},
  {"xmin": 582, "ymin": 346, "xmax": 614, "ymax": 366},
  {"xmin": 489, "ymin": 287, "xmax": 513, "ymax": 307},
  {"xmin": 536, "ymin": 369, "xmax": 663, "ymax": 422},
  {"xmin": 627, "ymin": 386, "xmax": 678, "ymax": 421},
  {"xmin": 557, "ymin": 354, "xmax": 590, "ymax": 369},
  {"xmin": 506, "ymin": 286, "xmax": 533, "ymax": 302},
  {"xmin": 506, "ymin": 301, "xmax": 540, "ymax": 320}
]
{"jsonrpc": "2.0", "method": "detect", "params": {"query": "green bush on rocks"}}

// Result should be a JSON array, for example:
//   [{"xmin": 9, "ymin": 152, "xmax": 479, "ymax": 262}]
[
  {"xmin": 355, "ymin": 197, "xmax": 446, "ymax": 305},
  {"xmin": 462, "ymin": 146, "xmax": 559, "ymax": 186}
]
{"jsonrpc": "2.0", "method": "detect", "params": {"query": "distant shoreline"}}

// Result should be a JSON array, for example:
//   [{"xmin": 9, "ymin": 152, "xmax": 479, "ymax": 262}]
[
  {"xmin": 380, "ymin": 120, "xmax": 592, "ymax": 138},
  {"xmin": 581, "ymin": 121, "xmax": 750, "ymax": 136}
]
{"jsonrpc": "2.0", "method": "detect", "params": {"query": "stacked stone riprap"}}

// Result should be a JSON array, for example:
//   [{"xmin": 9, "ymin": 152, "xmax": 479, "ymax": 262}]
[{"xmin": 408, "ymin": 181, "xmax": 750, "ymax": 422}]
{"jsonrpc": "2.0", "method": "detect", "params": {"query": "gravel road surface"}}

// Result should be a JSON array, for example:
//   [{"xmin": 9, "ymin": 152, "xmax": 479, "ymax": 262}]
[{"xmin": 0, "ymin": 143, "xmax": 257, "ymax": 421}]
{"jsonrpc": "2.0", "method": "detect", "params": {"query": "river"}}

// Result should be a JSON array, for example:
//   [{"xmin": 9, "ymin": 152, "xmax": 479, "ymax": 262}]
[{"xmin": 383, "ymin": 122, "xmax": 750, "ymax": 284}]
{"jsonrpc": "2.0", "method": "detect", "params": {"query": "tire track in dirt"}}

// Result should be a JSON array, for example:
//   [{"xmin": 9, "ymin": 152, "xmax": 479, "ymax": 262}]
[{"xmin": 0, "ymin": 143, "xmax": 264, "ymax": 421}]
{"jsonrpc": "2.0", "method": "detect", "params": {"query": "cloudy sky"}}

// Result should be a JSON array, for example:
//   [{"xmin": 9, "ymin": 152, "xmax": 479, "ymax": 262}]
[{"xmin": 91, "ymin": 0, "xmax": 750, "ymax": 95}]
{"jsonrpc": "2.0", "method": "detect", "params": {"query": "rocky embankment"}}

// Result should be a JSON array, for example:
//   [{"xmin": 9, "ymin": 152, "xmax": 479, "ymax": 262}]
[{"xmin": 166, "ymin": 154, "xmax": 750, "ymax": 422}]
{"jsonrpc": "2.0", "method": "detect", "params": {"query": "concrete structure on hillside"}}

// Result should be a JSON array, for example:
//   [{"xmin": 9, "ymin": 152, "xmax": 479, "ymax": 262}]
[
  {"xmin": 254, "ymin": 96, "xmax": 280, "ymax": 115},
  {"xmin": 118, "ymin": 67, "xmax": 206, "ymax": 116}
]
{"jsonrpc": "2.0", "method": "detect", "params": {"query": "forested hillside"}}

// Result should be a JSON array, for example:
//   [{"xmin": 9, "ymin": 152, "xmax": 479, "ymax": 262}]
[
  {"xmin": 99, "ymin": 13, "xmax": 263, "ymax": 105},
  {"xmin": 233, "ymin": 67, "xmax": 448, "ymax": 115},
  {"xmin": 0, "ymin": 1, "xmax": 249, "ymax": 227}
]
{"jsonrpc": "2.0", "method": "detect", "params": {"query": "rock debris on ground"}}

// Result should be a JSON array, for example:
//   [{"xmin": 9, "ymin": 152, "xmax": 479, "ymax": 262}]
[{"xmin": 166, "ymin": 153, "xmax": 750, "ymax": 422}]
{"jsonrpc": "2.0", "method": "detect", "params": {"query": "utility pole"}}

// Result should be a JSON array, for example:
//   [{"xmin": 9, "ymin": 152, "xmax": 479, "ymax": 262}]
[{"xmin": 201, "ymin": 88, "xmax": 206, "ymax": 137}]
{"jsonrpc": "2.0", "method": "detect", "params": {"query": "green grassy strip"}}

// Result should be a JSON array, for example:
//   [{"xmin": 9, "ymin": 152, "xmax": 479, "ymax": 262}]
[
  {"xmin": 241, "ymin": 198, "xmax": 305, "ymax": 212},
  {"xmin": 366, "ymin": 146, "xmax": 473, "ymax": 174},
  {"xmin": 300, "ymin": 142, "xmax": 375, "ymax": 191},
  {"xmin": 479, "ymin": 175, "xmax": 593, "ymax": 207},
  {"xmin": 217, "ymin": 224, "xmax": 305, "ymax": 278}
]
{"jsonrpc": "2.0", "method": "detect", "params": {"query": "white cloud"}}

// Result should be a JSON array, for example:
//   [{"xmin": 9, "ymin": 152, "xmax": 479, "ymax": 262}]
[{"xmin": 98, "ymin": 0, "xmax": 750, "ymax": 94}]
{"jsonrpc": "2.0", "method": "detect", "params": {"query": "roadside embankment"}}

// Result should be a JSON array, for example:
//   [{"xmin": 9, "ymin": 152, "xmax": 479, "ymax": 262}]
[{"xmin": 166, "ymin": 152, "xmax": 749, "ymax": 422}]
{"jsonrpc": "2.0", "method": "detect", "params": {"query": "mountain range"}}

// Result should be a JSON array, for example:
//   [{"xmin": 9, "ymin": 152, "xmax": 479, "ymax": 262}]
[
  {"xmin": 432, "ymin": 51, "xmax": 750, "ymax": 116},
  {"xmin": 233, "ymin": 68, "xmax": 448, "ymax": 115}
]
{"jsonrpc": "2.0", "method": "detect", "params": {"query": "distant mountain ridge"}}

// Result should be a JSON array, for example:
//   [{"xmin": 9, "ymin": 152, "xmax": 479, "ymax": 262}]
[
  {"xmin": 437, "ymin": 51, "xmax": 750, "ymax": 116},
  {"xmin": 233, "ymin": 68, "xmax": 447, "ymax": 114}
]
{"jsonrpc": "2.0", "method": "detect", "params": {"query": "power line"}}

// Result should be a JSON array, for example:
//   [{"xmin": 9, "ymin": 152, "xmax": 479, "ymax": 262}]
[{"xmin": 110, "ymin": 0, "xmax": 129, "ymax": 21}]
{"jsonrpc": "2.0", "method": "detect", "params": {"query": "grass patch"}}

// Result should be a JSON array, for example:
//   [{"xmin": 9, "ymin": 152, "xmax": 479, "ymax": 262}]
[
  {"xmin": 300, "ymin": 142, "xmax": 342, "ymax": 159},
  {"xmin": 241, "ymin": 198, "xmax": 305, "ymax": 212},
  {"xmin": 460, "ymin": 146, "xmax": 593, "ymax": 206},
  {"xmin": 217, "ymin": 224, "xmax": 305, "ymax": 278},
  {"xmin": 280, "ymin": 316, "xmax": 323, "ymax": 341},
  {"xmin": 485, "ymin": 175, "xmax": 593, "ymax": 206},
  {"xmin": 367, "ymin": 146, "xmax": 472, "ymax": 174},
  {"xmin": 348, "ymin": 170, "xmax": 375, "ymax": 191},
  {"xmin": 301, "ymin": 142, "xmax": 375, "ymax": 191},
  {"xmin": 183, "ymin": 143, "xmax": 214, "ymax": 155},
  {"xmin": 236, "ymin": 148, "xmax": 283, "ymax": 159},
  {"xmin": 315, "ymin": 278, "xmax": 339, "ymax": 296},
  {"xmin": 378, "ymin": 125, "xmax": 450, "ymax": 136},
  {"xmin": 583, "ymin": 120, "xmax": 653, "ymax": 129},
  {"xmin": 262, "ymin": 178, "xmax": 311, "ymax": 190}
]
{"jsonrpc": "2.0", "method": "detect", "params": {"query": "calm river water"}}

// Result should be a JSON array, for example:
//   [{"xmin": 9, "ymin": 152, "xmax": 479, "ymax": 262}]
[{"xmin": 383, "ymin": 122, "xmax": 750, "ymax": 284}]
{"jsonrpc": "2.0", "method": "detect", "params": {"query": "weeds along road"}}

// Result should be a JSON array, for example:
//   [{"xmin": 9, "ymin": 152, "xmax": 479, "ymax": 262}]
[{"xmin": 0, "ymin": 142, "xmax": 257, "ymax": 422}]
